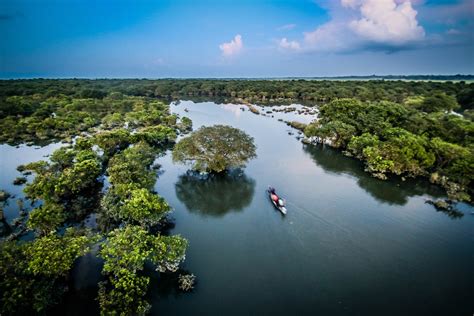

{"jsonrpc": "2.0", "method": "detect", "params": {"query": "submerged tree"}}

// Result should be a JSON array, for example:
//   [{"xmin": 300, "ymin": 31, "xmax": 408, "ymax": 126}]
[
  {"xmin": 0, "ymin": 228, "xmax": 98, "ymax": 314},
  {"xmin": 172, "ymin": 125, "xmax": 257, "ymax": 173},
  {"xmin": 98, "ymin": 225, "xmax": 187, "ymax": 315}
]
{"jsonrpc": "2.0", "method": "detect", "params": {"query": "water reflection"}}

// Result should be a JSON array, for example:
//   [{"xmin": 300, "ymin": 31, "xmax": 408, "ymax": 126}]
[
  {"xmin": 303, "ymin": 144, "xmax": 444, "ymax": 205},
  {"xmin": 175, "ymin": 171, "xmax": 255, "ymax": 217}
]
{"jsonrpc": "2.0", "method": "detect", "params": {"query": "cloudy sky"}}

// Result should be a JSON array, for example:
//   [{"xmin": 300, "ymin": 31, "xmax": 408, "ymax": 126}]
[{"xmin": 1, "ymin": 0, "xmax": 473, "ymax": 78}]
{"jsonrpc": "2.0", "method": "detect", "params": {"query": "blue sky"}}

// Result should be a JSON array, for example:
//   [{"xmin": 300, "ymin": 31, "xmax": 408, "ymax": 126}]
[{"xmin": 1, "ymin": 0, "xmax": 473, "ymax": 78}]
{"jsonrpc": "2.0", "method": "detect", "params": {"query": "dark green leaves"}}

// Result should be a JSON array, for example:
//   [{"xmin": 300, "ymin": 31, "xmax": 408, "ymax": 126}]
[{"xmin": 172, "ymin": 125, "xmax": 257, "ymax": 173}]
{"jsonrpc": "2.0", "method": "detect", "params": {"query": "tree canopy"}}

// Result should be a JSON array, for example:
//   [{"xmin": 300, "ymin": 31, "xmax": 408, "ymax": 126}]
[
  {"xmin": 0, "ymin": 85, "xmax": 190, "ymax": 314},
  {"xmin": 172, "ymin": 125, "xmax": 257, "ymax": 173},
  {"xmin": 305, "ymin": 98, "xmax": 473, "ymax": 200}
]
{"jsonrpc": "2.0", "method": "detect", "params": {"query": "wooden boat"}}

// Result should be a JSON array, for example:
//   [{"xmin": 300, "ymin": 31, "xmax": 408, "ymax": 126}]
[{"xmin": 268, "ymin": 186, "xmax": 287, "ymax": 215}]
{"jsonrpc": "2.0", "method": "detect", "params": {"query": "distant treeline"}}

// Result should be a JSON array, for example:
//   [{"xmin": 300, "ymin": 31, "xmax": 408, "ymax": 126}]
[
  {"xmin": 0, "ymin": 79, "xmax": 472, "ymax": 202},
  {"xmin": 308, "ymin": 74, "xmax": 474, "ymax": 81},
  {"xmin": 1, "ymin": 78, "xmax": 473, "ymax": 111}
]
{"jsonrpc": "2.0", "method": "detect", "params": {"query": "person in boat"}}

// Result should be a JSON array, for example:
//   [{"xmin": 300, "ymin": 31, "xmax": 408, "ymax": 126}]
[{"xmin": 269, "ymin": 187, "xmax": 284, "ymax": 207}]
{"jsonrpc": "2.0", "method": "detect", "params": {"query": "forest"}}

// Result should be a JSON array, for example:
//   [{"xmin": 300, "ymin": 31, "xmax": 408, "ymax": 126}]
[
  {"xmin": 1, "ymin": 78, "xmax": 473, "ymax": 112},
  {"xmin": 0, "ymin": 91, "xmax": 192, "ymax": 315},
  {"xmin": 0, "ymin": 78, "xmax": 473, "ymax": 314}
]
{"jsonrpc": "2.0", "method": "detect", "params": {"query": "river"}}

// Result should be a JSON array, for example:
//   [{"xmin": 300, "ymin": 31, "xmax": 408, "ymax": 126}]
[{"xmin": 1, "ymin": 100, "xmax": 472, "ymax": 315}]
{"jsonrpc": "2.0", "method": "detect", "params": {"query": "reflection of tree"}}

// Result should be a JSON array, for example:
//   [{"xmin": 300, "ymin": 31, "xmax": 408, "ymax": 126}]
[
  {"xmin": 303, "ymin": 144, "xmax": 444, "ymax": 206},
  {"xmin": 425, "ymin": 200, "xmax": 464, "ymax": 219},
  {"xmin": 175, "ymin": 171, "xmax": 255, "ymax": 217}
]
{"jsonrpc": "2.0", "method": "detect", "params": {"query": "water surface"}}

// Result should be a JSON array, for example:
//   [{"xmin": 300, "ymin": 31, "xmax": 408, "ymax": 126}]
[{"xmin": 150, "ymin": 101, "xmax": 474, "ymax": 315}]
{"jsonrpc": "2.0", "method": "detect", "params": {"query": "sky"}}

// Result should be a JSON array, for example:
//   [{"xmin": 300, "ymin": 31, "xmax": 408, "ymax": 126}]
[{"xmin": 0, "ymin": 0, "xmax": 473, "ymax": 78}]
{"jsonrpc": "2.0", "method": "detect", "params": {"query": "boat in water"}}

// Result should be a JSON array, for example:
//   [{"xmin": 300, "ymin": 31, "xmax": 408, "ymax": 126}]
[{"xmin": 268, "ymin": 186, "xmax": 287, "ymax": 215}]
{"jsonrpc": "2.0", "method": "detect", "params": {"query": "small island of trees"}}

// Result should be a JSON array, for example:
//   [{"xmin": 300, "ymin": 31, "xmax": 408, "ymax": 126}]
[{"xmin": 172, "ymin": 125, "xmax": 257, "ymax": 173}]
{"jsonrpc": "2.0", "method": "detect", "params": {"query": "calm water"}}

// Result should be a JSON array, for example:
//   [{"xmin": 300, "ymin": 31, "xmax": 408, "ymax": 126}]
[
  {"xmin": 1, "ymin": 101, "xmax": 473, "ymax": 315},
  {"xmin": 153, "ymin": 101, "xmax": 474, "ymax": 315}
]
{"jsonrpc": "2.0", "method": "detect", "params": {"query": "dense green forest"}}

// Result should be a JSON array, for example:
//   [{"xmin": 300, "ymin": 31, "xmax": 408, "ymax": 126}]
[
  {"xmin": 0, "ymin": 78, "xmax": 472, "ymax": 143},
  {"xmin": 0, "ymin": 92, "xmax": 192, "ymax": 314},
  {"xmin": 304, "ymin": 97, "xmax": 473, "ymax": 201},
  {"xmin": 1, "ymin": 78, "xmax": 473, "ymax": 111},
  {"xmin": 0, "ymin": 79, "xmax": 473, "ymax": 314}
]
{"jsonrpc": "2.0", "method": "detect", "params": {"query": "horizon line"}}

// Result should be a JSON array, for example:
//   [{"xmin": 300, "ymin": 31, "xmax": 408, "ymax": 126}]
[{"xmin": 1, "ymin": 74, "xmax": 473, "ymax": 81}]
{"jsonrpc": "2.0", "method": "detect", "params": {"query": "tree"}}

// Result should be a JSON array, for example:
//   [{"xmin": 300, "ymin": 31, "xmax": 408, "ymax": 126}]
[
  {"xmin": 172, "ymin": 125, "xmax": 257, "ymax": 173},
  {"xmin": 27, "ymin": 202, "xmax": 66, "ymax": 235},
  {"xmin": 25, "ymin": 228, "xmax": 98, "ymax": 277},
  {"xmin": 363, "ymin": 128, "xmax": 435, "ymax": 177},
  {"xmin": 305, "ymin": 120, "xmax": 356, "ymax": 148},
  {"xmin": 103, "ymin": 187, "xmax": 171, "ymax": 227},
  {"xmin": 132, "ymin": 125, "xmax": 176, "ymax": 146},
  {"xmin": 24, "ymin": 147, "xmax": 101, "ymax": 202},
  {"xmin": 94, "ymin": 129, "xmax": 131, "ymax": 158},
  {"xmin": 107, "ymin": 142, "xmax": 157, "ymax": 190},
  {"xmin": 0, "ymin": 229, "xmax": 98, "ymax": 314},
  {"xmin": 98, "ymin": 226, "xmax": 187, "ymax": 315},
  {"xmin": 418, "ymin": 92, "xmax": 460, "ymax": 113}
]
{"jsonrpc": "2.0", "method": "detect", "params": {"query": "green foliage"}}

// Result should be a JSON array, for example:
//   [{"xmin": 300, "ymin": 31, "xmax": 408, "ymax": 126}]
[
  {"xmin": 305, "ymin": 120, "xmax": 356, "ymax": 148},
  {"xmin": 27, "ymin": 202, "xmax": 66, "ymax": 235},
  {"xmin": 456, "ymin": 87, "xmax": 474, "ymax": 112},
  {"xmin": 107, "ymin": 142, "xmax": 157, "ymax": 189},
  {"xmin": 418, "ymin": 92, "xmax": 460, "ymax": 113},
  {"xmin": 98, "ymin": 226, "xmax": 187, "ymax": 315},
  {"xmin": 0, "ymin": 92, "xmax": 175, "ymax": 145},
  {"xmin": 102, "ymin": 187, "xmax": 170, "ymax": 227},
  {"xmin": 347, "ymin": 133, "xmax": 380, "ymax": 158},
  {"xmin": 94, "ymin": 128, "xmax": 131, "ymax": 158},
  {"xmin": 132, "ymin": 125, "xmax": 177, "ymax": 146},
  {"xmin": 378, "ymin": 128, "xmax": 435, "ymax": 176},
  {"xmin": 360, "ymin": 129, "xmax": 435, "ymax": 177},
  {"xmin": 178, "ymin": 116, "xmax": 193, "ymax": 132},
  {"xmin": 50, "ymin": 146, "xmax": 76, "ymax": 169},
  {"xmin": 120, "ymin": 188, "xmax": 170, "ymax": 227},
  {"xmin": 0, "ymin": 82, "xmax": 191, "ymax": 315},
  {"xmin": 98, "ymin": 272, "xmax": 151, "ymax": 316},
  {"xmin": 55, "ymin": 158, "xmax": 101, "ymax": 196},
  {"xmin": 430, "ymin": 137, "xmax": 473, "ymax": 185},
  {"xmin": 173, "ymin": 125, "xmax": 257, "ymax": 173},
  {"xmin": 24, "ymin": 146, "xmax": 101, "ymax": 202},
  {"xmin": 25, "ymin": 228, "xmax": 98, "ymax": 277},
  {"xmin": 101, "ymin": 112, "xmax": 124, "ymax": 129},
  {"xmin": 404, "ymin": 95, "xmax": 425, "ymax": 108},
  {"xmin": 0, "ymin": 241, "xmax": 60, "ymax": 314},
  {"xmin": 316, "ymin": 99, "xmax": 410, "ymax": 135},
  {"xmin": 307, "ymin": 98, "xmax": 473, "ymax": 200},
  {"xmin": 0, "ymin": 229, "xmax": 98, "ymax": 314}
]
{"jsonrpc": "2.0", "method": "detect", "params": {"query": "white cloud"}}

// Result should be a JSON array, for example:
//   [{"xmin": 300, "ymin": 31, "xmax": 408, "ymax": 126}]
[
  {"xmin": 278, "ymin": 38, "xmax": 301, "ymax": 51},
  {"xmin": 300, "ymin": 0, "xmax": 425, "ymax": 53},
  {"xmin": 277, "ymin": 24, "xmax": 296, "ymax": 31},
  {"xmin": 219, "ymin": 35, "xmax": 243, "ymax": 57},
  {"xmin": 304, "ymin": 22, "xmax": 354, "ymax": 52},
  {"xmin": 349, "ymin": 0, "xmax": 425, "ymax": 45}
]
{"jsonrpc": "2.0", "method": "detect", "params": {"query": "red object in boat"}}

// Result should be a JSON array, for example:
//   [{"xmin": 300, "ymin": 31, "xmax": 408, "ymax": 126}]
[{"xmin": 271, "ymin": 194, "xmax": 279, "ymax": 202}]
